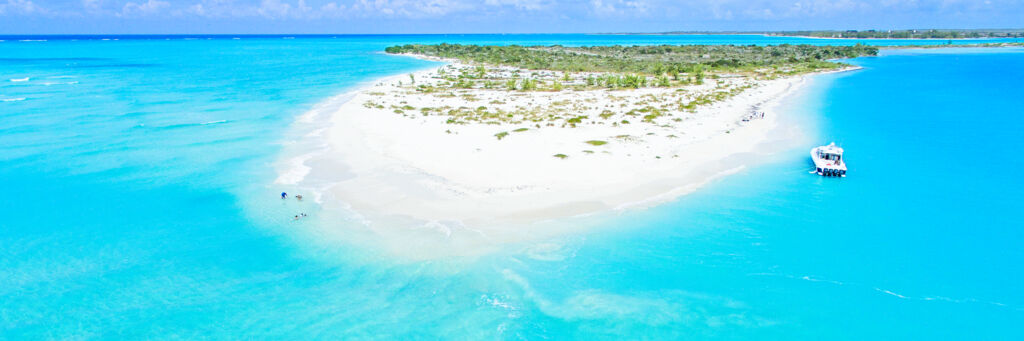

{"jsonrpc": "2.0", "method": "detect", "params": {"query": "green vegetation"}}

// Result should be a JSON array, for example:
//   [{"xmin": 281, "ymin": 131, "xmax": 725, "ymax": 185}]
[
  {"xmin": 566, "ymin": 115, "xmax": 587, "ymax": 124},
  {"xmin": 519, "ymin": 78, "xmax": 539, "ymax": 91},
  {"xmin": 886, "ymin": 42, "xmax": 1024, "ymax": 49},
  {"xmin": 553, "ymin": 153, "xmax": 568, "ymax": 159},
  {"xmin": 378, "ymin": 42, "xmax": 1020, "ymax": 135},
  {"xmin": 385, "ymin": 43, "xmax": 879, "ymax": 75},
  {"xmin": 585, "ymin": 140, "xmax": 608, "ymax": 146},
  {"xmin": 768, "ymin": 29, "xmax": 1024, "ymax": 39}
]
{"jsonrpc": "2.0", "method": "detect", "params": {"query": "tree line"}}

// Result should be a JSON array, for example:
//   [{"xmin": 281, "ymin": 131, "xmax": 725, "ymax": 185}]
[
  {"xmin": 384, "ymin": 43, "xmax": 879, "ymax": 75},
  {"xmin": 770, "ymin": 29, "xmax": 1024, "ymax": 39}
]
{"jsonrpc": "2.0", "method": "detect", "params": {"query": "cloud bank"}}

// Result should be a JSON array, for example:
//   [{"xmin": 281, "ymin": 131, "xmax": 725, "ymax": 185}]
[{"xmin": 1, "ymin": 0, "xmax": 1020, "ymax": 33}]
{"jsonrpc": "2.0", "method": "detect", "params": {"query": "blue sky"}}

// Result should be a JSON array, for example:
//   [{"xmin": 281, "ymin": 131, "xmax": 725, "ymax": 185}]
[{"xmin": 1, "ymin": 0, "xmax": 1021, "ymax": 34}]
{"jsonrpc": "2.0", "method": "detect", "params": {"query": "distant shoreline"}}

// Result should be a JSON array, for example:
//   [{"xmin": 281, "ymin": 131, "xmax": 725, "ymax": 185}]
[
  {"xmin": 600, "ymin": 33, "xmax": 1019, "ymax": 40},
  {"xmin": 763, "ymin": 35, "xmax": 1008, "ymax": 40},
  {"xmin": 599, "ymin": 29, "xmax": 1024, "ymax": 40}
]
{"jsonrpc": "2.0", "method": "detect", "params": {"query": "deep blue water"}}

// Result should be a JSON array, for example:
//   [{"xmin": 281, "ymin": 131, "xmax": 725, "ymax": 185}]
[{"xmin": 1, "ymin": 35, "xmax": 1022, "ymax": 339}]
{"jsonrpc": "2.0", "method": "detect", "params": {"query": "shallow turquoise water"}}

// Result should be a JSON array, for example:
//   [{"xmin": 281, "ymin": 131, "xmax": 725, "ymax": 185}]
[{"xmin": 1, "ymin": 36, "xmax": 1022, "ymax": 339}]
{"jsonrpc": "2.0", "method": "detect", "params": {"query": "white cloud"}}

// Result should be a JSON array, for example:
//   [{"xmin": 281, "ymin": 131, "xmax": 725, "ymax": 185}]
[
  {"xmin": 4, "ymin": 0, "xmax": 1022, "ymax": 27},
  {"xmin": 176, "ymin": 0, "xmax": 255, "ymax": 18},
  {"xmin": 590, "ymin": 0, "xmax": 649, "ymax": 17},
  {"xmin": 183, "ymin": 3, "xmax": 205, "ymax": 16},
  {"xmin": 348, "ymin": 0, "xmax": 472, "ymax": 18},
  {"xmin": 0, "ymin": 0, "xmax": 47, "ymax": 15},
  {"xmin": 317, "ymin": 2, "xmax": 351, "ymax": 18},
  {"xmin": 590, "ymin": 0, "xmax": 614, "ymax": 15},
  {"xmin": 484, "ymin": 0, "xmax": 547, "ymax": 11},
  {"xmin": 256, "ymin": 0, "xmax": 291, "ymax": 18},
  {"xmin": 121, "ymin": 0, "xmax": 170, "ymax": 16},
  {"xmin": 82, "ymin": 0, "xmax": 102, "ymax": 12}
]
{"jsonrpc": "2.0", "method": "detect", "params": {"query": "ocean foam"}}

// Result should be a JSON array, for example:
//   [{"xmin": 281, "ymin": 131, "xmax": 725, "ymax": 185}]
[
  {"xmin": 874, "ymin": 288, "xmax": 909, "ymax": 299},
  {"xmin": 524, "ymin": 242, "xmax": 578, "ymax": 261},
  {"xmin": 2, "ymin": 97, "xmax": 26, "ymax": 102},
  {"xmin": 479, "ymin": 294, "xmax": 520, "ymax": 318},
  {"xmin": 274, "ymin": 154, "xmax": 313, "ymax": 185},
  {"xmin": 419, "ymin": 220, "xmax": 455, "ymax": 238},
  {"xmin": 304, "ymin": 128, "xmax": 326, "ymax": 138},
  {"xmin": 10, "ymin": 77, "xmax": 29, "ymax": 82}
]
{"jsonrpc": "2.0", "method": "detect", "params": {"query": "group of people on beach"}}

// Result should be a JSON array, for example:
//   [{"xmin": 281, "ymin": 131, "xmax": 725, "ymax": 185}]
[
  {"xmin": 741, "ymin": 111, "xmax": 766, "ymax": 122},
  {"xmin": 281, "ymin": 192, "xmax": 307, "ymax": 221}
]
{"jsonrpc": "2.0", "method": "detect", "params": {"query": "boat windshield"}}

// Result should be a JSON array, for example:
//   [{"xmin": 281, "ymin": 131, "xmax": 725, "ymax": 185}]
[{"xmin": 820, "ymin": 152, "xmax": 842, "ymax": 162}]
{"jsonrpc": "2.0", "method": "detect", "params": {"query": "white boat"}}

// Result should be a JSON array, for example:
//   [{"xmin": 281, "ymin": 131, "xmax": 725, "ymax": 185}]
[{"xmin": 811, "ymin": 142, "xmax": 846, "ymax": 177}]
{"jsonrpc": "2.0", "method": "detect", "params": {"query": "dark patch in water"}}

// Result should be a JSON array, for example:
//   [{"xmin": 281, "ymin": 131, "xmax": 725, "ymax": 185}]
[
  {"xmin": 184, "ymin": 135, "xmax": 253, "ymax": 147},
  {"xmin": 145, "ymin": 120, "xmax": 232, "ymax": 131},
  {"xmin": 0, "ymin": 58, "xmax": 158, "ymax": 69},
  {"xmin": 72, "ymin": 63, "xmax": 158, "ymax": 69},
  {"xmin": 0, "ymin": 57, "xmax": 111, "ymax": 63}
]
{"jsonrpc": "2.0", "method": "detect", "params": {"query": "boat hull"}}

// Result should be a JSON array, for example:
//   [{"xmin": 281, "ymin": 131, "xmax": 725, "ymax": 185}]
[{"xmin": 811, "ymin": 147, "xmax": 847, "ymax": 177}]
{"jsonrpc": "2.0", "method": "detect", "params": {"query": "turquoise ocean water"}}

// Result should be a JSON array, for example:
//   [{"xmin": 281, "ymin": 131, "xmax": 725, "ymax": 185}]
[{"xmin": 1, "ymin": 35, "xmax": 1022, "ymax": 339}]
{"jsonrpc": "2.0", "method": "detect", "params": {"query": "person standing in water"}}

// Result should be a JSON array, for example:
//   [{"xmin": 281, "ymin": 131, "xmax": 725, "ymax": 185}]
[{"xmin": 281, "ymin": 192, "xmax": 287, "ymax": 199}]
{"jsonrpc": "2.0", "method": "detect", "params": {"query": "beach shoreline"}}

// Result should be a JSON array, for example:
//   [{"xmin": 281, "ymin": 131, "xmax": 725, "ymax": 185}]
[{"xmin": 274, "ymin": 59, "xmax": 856, "ymax": 255}]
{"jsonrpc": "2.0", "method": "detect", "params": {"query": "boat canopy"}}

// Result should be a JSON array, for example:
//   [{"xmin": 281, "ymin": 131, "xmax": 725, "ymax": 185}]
[{"xmin": 819, "ymin": 143, "xmax": 843, "ymax": 155}]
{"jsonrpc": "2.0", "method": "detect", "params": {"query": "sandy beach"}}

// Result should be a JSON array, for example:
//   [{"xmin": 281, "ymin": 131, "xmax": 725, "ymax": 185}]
[{"xmin": 277, "ymin": 58, "xmax": 834, "ymax": 249}]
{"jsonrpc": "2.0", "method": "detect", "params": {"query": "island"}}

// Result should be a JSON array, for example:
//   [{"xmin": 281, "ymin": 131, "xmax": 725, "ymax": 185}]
[
  {"xmin": 764, "ymin": 29, "xmax": 1024, "ymax": 39},
  {"xmin": 627, "ymin": 29, "xmax": 1024, "ymax": 39},
  {"xmin": 279, "ymin": 44, "xmax": 878, "ymax": 239}
]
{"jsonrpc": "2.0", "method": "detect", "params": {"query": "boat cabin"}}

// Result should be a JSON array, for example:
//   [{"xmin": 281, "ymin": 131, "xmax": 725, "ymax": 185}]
[{"xmin": 816, "ymin": 144, "xmax": 844, "ymax": 163}]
